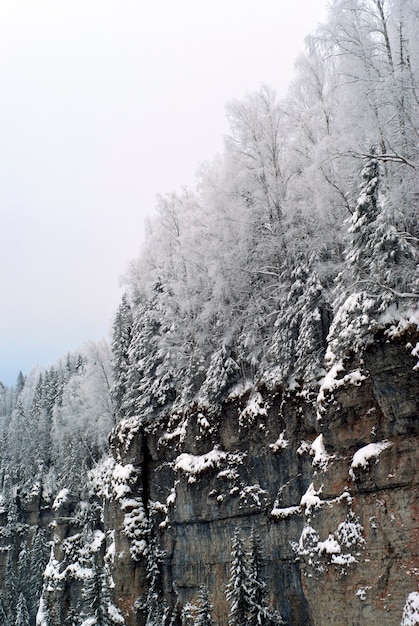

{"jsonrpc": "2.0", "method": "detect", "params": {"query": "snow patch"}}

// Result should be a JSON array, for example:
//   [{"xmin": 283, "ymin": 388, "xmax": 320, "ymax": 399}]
[
  {"xmin": 269, "ymin": 430, "xmax": 289, "ymax": 452},
  {"xmin": 349, "ymin": 441, "xmax": 392, "ymax": 479},
  {"xmin": 238, "ymin": 484, "xmax": 267, "ymax": 508},
  {"xmin": 300, "ymin": 483, "xmax": 322, "ymax": 515},
  {"xmin": 238, "ymin": 391, "xmax": 268, "ymax": 426},
  {"xmin": 52, "ymin": 488, "xmax": 70, "ymax": 510},
  {"xmin": 356, "ymin": 586, "xmax": 371, "ymax": 601},
  {"xmin": 107, "ymin": 602, "xmax": 125, "ymax": 624},
  {"xmin": 174, "ymin": 448, "xmax": 244, "ymax": 482},
  {"xmin": 166, "ymin": 487, "xmax": 177, "ymax": 507},
  {"xmin": 401, "ymin": 592, "xmax": 419, "ymax": 626},
  {"xmin": 318, "ymin": 359, "xmax": 367, "ymax": 404},
  {"xmin": 293, "ymin": 510, "xmax": 364, "ymax": 574},
  {"xmin": 310, "ymin": 434, "xmax": 330, "ymax": 469},
  {"xmin": 121, "ymin": 497, "xmax": 149, "ymax": 560},
  {"xmin": 89, "ymin": 457, "xmax": 137, "ymax": 501},
  {"xmin": 159, "ymin": 418, "xmax": 188, "ymax": 446},
  {"xmin": 228, "ymin": 380, "xmax": 254, "ymax": 399},
  {"xmin": 270, "ymin": 505, "xmax": 301, "ymax": 520},
  {"xmin": 297, "ymin": 440, "xmax": 311, "ymax": 455}
]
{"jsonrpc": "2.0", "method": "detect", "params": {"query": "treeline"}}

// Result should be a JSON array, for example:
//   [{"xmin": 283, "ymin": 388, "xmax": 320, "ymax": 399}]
[
  {"xmin": 0, "ymin": 341, "xmax": 114, "ymax": 501},
  {"xmin": 112, "ymin": 0, "xmax": 418, "ymax": 424}
]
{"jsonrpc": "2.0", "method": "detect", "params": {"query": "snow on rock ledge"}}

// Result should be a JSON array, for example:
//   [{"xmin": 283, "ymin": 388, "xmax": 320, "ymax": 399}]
[
  {"xmin": 401, "ymin": 592, "xmax": 419, "ymax": 626},
  {"xmin": 174, "ymin": 448, "xmax": 244, "ymax": 483},
  {"xmin": 349, "ymin": 441, "xmax": 392, "ymax": 480}
]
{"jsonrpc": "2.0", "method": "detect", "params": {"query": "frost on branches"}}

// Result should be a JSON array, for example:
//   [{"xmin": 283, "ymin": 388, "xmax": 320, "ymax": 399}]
[{"xmin": 327, "ymin": 154, "xmax": 417, "ymax": 364}]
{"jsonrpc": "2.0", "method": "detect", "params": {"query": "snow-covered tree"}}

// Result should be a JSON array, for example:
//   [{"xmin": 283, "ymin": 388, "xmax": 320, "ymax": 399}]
[
  {"xmin": 327, "ymin": 153, "xmax": 417, "ymax": 360},
  {"xmin": 5, "ymin": 548, "xmax": 18, "ymax": 623},
  {"xmin": 247, "ymin": 529, "xmax": 284, "ymax": 626},
  {"xmin": 265, "ymin": 259, "xmax": 330, "ymax": 389},
  {"xmin": 140, "ymin": 537, "xmax": 169, "ymax": 626},
  {"xmin": 15, "ymin": 593, "xmax": 30, "ymax": 626},
  {"xmin": 111, "ymin": 294, "xmax": 133, "ymax": 420},
  {"xmin": 17, "ymin": 541, "xmax": 31, "ymax": 597},
  {"xmin": 226, "ymin": 529, "xmax": 251, "ymax": 626},
  {"xmin": 82, "ymin": 563, "xmax": 123, "ymax": 626},
  {"xmin": 194, "ymin": 586, "xmax": 214, "ymax": 626},
  {"xmin": 0, "ymin": 592, "xmax": 9, "ymax": 626},
  {"xmin": 30, "ymin": 527, "xmax": 49, "ymax": 616}
]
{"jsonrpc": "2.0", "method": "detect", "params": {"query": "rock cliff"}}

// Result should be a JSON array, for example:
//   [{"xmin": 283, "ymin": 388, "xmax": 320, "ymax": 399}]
[
  {"xmin": 0, "ymin": 328, "xmax": 417, "ymax": 625},
  {"xmin": 104, "ymin": 325, "xmax": 419, "ymax": 625}
]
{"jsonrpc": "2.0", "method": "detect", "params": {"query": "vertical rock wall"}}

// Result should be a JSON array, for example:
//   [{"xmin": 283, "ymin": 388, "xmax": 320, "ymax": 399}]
[{"xmin": 107, "ymin": 328, "xmax": 419, "ymax": 626}]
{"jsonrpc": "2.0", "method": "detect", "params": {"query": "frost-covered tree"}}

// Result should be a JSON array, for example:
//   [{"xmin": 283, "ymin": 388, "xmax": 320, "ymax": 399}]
[
  {"xmin": 30, "ymin": 527, "xmax": 49, "ymax": 616},
  {"xmin": 140, "ymin": 537, "xmax": 169, "ymax": 626},
  {"xmin": 5, "ymin": 547, "xmax": 18, "ymax": 623},
  {"xmin": 226, "ymin": 529, "xmax": 251, "ymax": 626},
  {"xmin": 265, "ymin": 259, "xmax": 330, "ymax": 389},
  {"xmin": 15, "ymin": 592, "xmax": 30, "ymax": 626},
  {"xmin": 327, "ymin": 153, "xmax": 417, "ymax": 360},
  {"xmin": 111, "ymin": 294, "xmax": 133, "ymax": 420},
  {"xmin": 82, "ymin": 563, "xmax": 122, "ymax": 626},
  {"xmin": 17, "ymin": 541, "xmax": 31, "ymax": 598},
  {"xmin": 198, "ymin": 344, "xmax": 241, "ymax": 407},
  {"xmin": 194, "ymin": 586, "xmax": 214, "ymax": 626},
  {"xmin": 247, "ymin": 528, "xmax": 267, "ymax": 626},
  {"xmin": 0, "ymin": 592, "xmax": 9, "ymax": 626},
  {"xmin": 247, "ymin": 529, "xmax": 284, "ymax": 626}
]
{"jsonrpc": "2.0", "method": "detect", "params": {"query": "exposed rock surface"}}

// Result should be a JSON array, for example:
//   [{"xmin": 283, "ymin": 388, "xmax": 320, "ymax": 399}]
[
  {"xmin": 0, "ymin": 329, "xmax": 417, "ymax": 625},
  {"xmin": 105, "ymin": 326, "xmax": 419, "ymax": 625}
]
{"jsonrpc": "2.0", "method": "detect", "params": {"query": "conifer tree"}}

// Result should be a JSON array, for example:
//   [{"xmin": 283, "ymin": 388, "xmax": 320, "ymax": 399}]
[
  {"xmin": 226, "ymin": 529, "xmax": 251, "ymax": 626},
  {"xmin": 30, "ymin": 527, "xmax": 49, "ymax": 616},
  {"xmin": 247, "ymin": 529, "xmax": 284, "ymax": 626},
  {"xmin": 199, "ymin": 344, "xmax": 241, "ymax": 407},
  {"xmin": 328, "ymin": 153, "xmax": 417, "ymax": 360},
  {"xmin": 194, "ymin": 585, "xmax": 214, "ymax": 626},
  {"xmin": 15, "ymin": 592, "xmax": 30, "ymax": 626},
  {"xmin": 82, "ymin": 562, "xmax": 122, "ymax": 626},
  {"xmin": 0, "ymin": 592, "xmax": 9, "ymax": 626},
  {"xmin": 248, "ymin": 528, "xmax": 267, "ymax": 626},
  {"xmin": 111, "ymin": 294, "xmax": 133, "ymax": 420},
  {"xmin": 83, "ymin": 563, "xmax": 107, "ymax": 625},
  {"xmin": 5, "ymin": 547, "xmax": 18, "ymax": 623},
  {"xmin": 17, "ymin": 541, "xmax": 31, "ymax": 597},
  {"xmin": 142, "ymin": 537, "xmax": 168, "ymax": 626}
]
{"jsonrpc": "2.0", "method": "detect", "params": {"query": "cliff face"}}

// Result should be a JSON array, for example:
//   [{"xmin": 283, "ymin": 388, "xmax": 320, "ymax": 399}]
[
  {"xmin": 104, "ymin": 326, "xmax": 419, "ymax": 625},
  {"xmin": 1, "ymin": 330, "xmax": 417, "ymax": 625}
]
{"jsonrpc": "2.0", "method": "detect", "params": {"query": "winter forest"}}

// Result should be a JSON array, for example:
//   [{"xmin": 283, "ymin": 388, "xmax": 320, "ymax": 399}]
[{"xmin": 1, "ymin": 0, "xmax": 418, "ymax": 625}]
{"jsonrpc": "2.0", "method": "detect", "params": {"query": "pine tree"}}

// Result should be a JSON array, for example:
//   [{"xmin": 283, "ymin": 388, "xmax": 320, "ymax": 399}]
[
  {"xmin": 16, "ymin": 371, "xmax": 26, "ymax": 394},
  {"xmin": 17, "ymin": 541, "xmax": 31, "ymax": 597},
  {"xmin": 82, "ymin": 563, "xmax": 121, "ymax": 626},
  {"xmin": 226, "ymin": 529, "xmax": 251, "ymax": 626},
  {"xmin": 328, "ymin": 153, "xmax": 417, "ymax": 360},
  {"xmin": 265, "ymin": 256, "xmax": 330, "ymax": 390},
  {"xmin": 64, "ymin": 606, "xmax": 82, "ymax": 626},
  {"xmin": 0, "ymin": 592, "xmax": 9, "ymax": 626},
  {"xmin": 5, "ymin": 547, "xmax": 18, "ymax": 623},
  {"xmin": 247, "ymin": 529, "xmax": 284, "ymax": 626},
  {"xmin": 111, "ymin": 294, "xmax": 133, "ymax": 420},
  {"xmin": 194, "ymin": 586, "xmax": 214, "ymax": 626},
  {"xmin": 248, "ymin": 528, "xmax": 267, "ymax": 626},
  {"xmin": 83, "ymin": 563, "xmax": 104, "ymax": 625},
  {"xmin": 15, "ymin": 593, "xmax": 30, "ymax": 626},
  {"xmin": 199, "ymin": 344, "xmax": 241, "ymax": 407},
  {"xmin": 30, "ymin": 527, "xmax": 49, "ymax": 616},
  {"xmin": 142, "ymin": 538, "xmax": 168, "ymax": 626}
]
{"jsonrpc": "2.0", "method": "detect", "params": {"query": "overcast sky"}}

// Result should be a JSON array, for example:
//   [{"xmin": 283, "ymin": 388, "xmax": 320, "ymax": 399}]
[{"xmin": 0, "ymin": 0, "xmax": 329, "ymax": 386}]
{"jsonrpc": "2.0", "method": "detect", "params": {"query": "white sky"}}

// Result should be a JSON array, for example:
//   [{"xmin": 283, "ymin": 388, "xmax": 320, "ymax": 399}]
[{"xmin": 0, "ymin": 0, "xmax": 329, "ymax": 386}]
